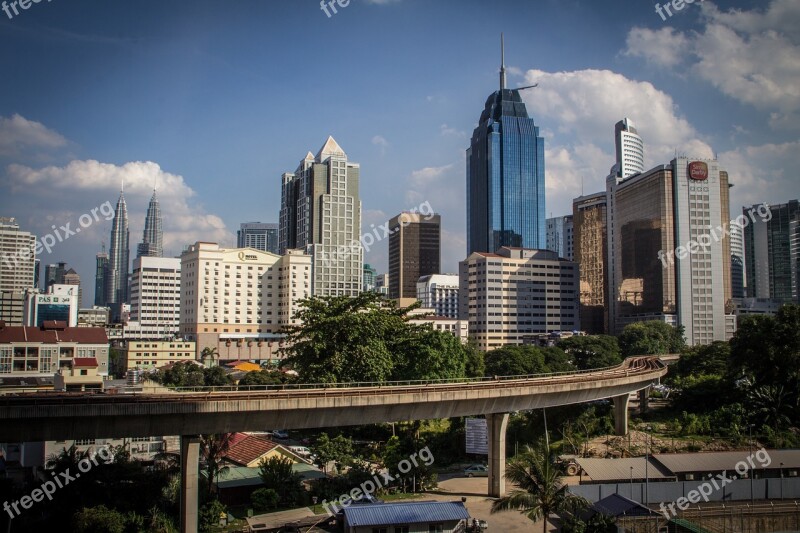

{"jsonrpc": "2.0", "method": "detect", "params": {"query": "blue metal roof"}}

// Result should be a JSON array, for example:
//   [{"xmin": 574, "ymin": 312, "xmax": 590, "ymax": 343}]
[{"xmin": 343, "ymin": 501, "xmax": 470, "ymax": 527}]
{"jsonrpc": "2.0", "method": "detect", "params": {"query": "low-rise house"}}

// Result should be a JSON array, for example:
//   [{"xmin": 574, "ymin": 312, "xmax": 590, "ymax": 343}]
[{"xmin": 342, "ymin": 501, "xmax": 471, "ymax": 533}]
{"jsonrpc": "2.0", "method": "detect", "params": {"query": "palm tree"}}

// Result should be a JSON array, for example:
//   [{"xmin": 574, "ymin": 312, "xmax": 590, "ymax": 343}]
[
  {"xmin": 491, "ymin": 442, "xmax": 586, "ymax": 533},
  {"xmin": 200, "ymin": 347, "xmax": 218, "ymax": 368},
  {"xmin": 748, "ymin": 385, "xmax": 794, "ymax": 445},
  {"xmin": 200, "ymin": 433, "xmax": 234, "ymax": 499}
]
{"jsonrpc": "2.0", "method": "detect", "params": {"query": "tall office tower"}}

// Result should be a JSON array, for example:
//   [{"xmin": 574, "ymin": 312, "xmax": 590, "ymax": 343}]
[
  {"xmin": 136, "ymin": 190, "xmax": 163, "ymax": 258},
  {"xmin": 279, "ymin": 136, "xmax": 363, "ymax": 297},
  {"xmin": 791, "ymin": 215, "xmax": 800, "ymax": 302},
  {"xmin": 62, "ymin": 268, "xmax": 82, "ymax": 308},
  {"xmin": 388, "ymin": 212, "xmax": 441, "ymax": 303},
  {"xmin": 106, "ymin": 191, "xmax": 130, "ymax": 307},
  {"xmin": 129, "ymin": 256, "xmax": 181, "ymax": 338},
  {"xmin": 363, "ymin": 263, "xmax": 377, "ymax": 292},
  {"xmin": 237, "ymin": 222, "xmax": 279, "ymax": 254},
  {"xmin": 614, "ymin": 118, "xmax": 645, "ymax": 179},
  {"xmin": 546, "ymin": 215, "xmax": 574, "ymax": 260},
  {"xmin": 94, "ymin": 250, "xmax": 109, "ymax": 306},
  {"xmin": 744, "ymin": 200, "xmax": 800, "ymax": 303},
  {"xmin": 572, "ymin": 192, "xmax": 608, "ymax": 334},
  {"xmin": 729, "ymin": 222, "xmax": 745, "ymax": 299},
  {"xmin": 466, "ymin": 36, "xmax": 545, "ymax": 255},
  {"xmin": 459, "ymin": 247, "xmax": 579, "ymax": 351},
  {"xmin": 417, "ymin": 274, "xmax": 460, "ymax": 319},
  {"xmin": 44, "ymin": 262, "xmax": 65, "ymax": 293},
  {"xmin": 606, "ymin": 158, "xmax": 735, "ymax": 345},
  {"xmin": 33, "ymin": 259, "xmax": 40, "ymax": 289},
  {"xmin": 0, "ymin": 217, "xmax": 36, "ymax": 325}
]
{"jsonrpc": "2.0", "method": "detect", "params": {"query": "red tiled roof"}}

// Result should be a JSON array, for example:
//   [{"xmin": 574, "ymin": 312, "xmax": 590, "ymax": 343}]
[
  {"xmin": 0, "ymin": 325, "xmax": 108, "ymax": 344},
  {"xmin": 224, "ymin": 435, "xmax": 278, "ymax": 466},
  {"xmin": 73, "ymin": 358, "xmax": 99, "ymax": 367}
]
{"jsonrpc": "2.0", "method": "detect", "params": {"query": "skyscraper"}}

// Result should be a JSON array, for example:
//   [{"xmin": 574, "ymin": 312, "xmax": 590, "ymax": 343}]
[
  {"xmin": 107, "ymin": 191, "xmax": 130, "ymax": 307},
  {"xmin": 730, "ymin": 222, "xmax": 745, "ymax": 299},
  {"xmin": 388, "ymin": 212, "xmax": 441, "ymax": 302},
  {"xmin": 614, "ymin": 118, "xmax": 645, "ymax": 179},
  {"xmin": 44, "ymin": 262, "xmax": 65, "ymax": 293},
  {"xmin": 546, "ymin": 215, "xmax": 574, "ymax": 260},
  {"xmin": 0, "ymin": 217, "xmax": 36, "ymax": 325},
  {"xmin": 94, "ymin": 250, "xmax": 109, "ymax": 307},
  {"xmin": 467, "ymin": 35, "xmax": 545, "ymax": 255},
  {"xmin": 744, "ymin": 199, "xmax": 799, "ymax": 302},
  {"xmin": 237, "ymin": 222, "xmax": 279, "ymax": 254},
  {"xmin": 573, "ymin": 192, "xmax": 608, "ymax": 334},
  {"xmin": 279, "ymin": 136, "xmax": 363, "ymax": 297},
  {"xmin": 137, "ymin": 190, "xmax": 163, "ymax": 258},
  {"xmin": 62, "ymin": 268, "xmax": 82, "ymax": 308}
]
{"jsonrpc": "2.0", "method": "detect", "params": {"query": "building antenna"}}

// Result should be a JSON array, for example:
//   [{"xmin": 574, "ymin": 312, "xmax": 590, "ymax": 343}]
[{"xmin": 500, "ymin": 33, "xmax": 507, "ymax": 90}]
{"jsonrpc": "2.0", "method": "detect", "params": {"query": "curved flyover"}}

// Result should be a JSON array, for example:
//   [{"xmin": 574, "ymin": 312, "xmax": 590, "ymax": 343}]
[{"xmin": 0, "ymin": 356, "xmax": 665, "ymax": 442}]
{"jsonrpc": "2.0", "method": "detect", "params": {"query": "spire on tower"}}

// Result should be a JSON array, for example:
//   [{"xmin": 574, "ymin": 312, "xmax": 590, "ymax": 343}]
[{"xmin": 500, "ymin": 33, "xmax": 507, "ymax": 90}]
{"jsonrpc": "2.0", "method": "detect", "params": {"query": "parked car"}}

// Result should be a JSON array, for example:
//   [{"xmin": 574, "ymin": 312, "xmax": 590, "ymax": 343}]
[
  {"xmin": 463, "ymin": 464, "xmax": 489, "ymax": 477},
  {"xmin": 288, "ymin": 445, "xmax": 312, "ymax": 457},
  {"xmin": 272, "ymin": 429, "xmax": 289, "ymax": 439}
]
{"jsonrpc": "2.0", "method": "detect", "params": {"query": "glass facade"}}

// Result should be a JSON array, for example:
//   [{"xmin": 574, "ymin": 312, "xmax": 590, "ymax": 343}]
[
  {"xmin": 744, "ymin": 200, "xmax": 800, "ymax": 302},
  {"xmin": 467, "ymin": 89, "xmax": 545, "ymax": 255}
]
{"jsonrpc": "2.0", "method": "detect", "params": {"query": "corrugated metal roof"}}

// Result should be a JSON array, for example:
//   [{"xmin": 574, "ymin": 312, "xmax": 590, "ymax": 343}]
[
  {"xmin": 591, "ymin": 494, "xmax": 658, "ymax": 517},
  {"xmin": 343, "ymin": 501, "xmax": 470, "ymax": 527},
  {"xmin": 669, "ymin": 518, "xmax": 714, "ymax": 533},
  {"xmin": 653, "ymin": 449, "xmax": 800, "ymax": 474},
  {"xmin": 576, "ymin": 457, "xmax": 674, "ymax": 482}
]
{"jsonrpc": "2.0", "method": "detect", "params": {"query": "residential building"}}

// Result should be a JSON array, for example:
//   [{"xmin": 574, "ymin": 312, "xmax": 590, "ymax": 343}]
[
  {"xmin": 466, "ymin": 36, "xmax": 545, "ymax": 255},
  {"xmin": 409, "ymin": 312, "xmax": 468, "ymax": 343},
  {"xmin": 279, "ymin": 136, "xmax": 363, "ymax": 297},
  {"xmin": 237, "ymin": 222, "xmax": 279, "ymax": 255},
  {"xmin": 106, "ymin": 191, "xmax": 130, "ymax": 308},
  {"xmin": 136, "ymin": 190, "xmax": 163, "ymax": 258},
  {"xmin": 459, "ymin": 247, "xmax": 580, "ymax": 351},
  {"xmin": 123, "ymin": 340, "xmax": 196, "ymax": 371},
  {"xmin": 744, "ymin": 199, "xmax": 799, "ymax": 302},
  {"xmin": 572, "ymin": 192, "xmax": 608, "ymax": 334},
  {"xmin": 179, "ymin": 242, "xmax": 311, "ymax": 361},
  {"xmin": 606, "ymin": 158, "xmax": 736, "ymax": 345},
  {"xmin": 24, "ymin": 284, "xmax": 79, "ymax": 327},
  {"xmin": 613, "ymin": 118, "xmax": 645, "ymax": 179},
  {"xmin": 54, "ymin": 357, "xmax": 104, "ymax": 391},
  {"xmin": 0, "ymin": 217, "xmax": 36, "ymax": 325},
  {"xmin": 546, "ymin": 214, "xmax": 574, "ymax": 260},
  {"xmin": 128, "ymin": 256, "xmax": 181, "ymax": 338},
  {"xmin": 417, "ymin": 274, "xmax": 459, "ymax": 319},
  {"xmin": 41, "ymin": 438, "xmax": 166, "ymax": 465},
  {"xmin": 0, "ymin": 321, "xmax": 109, "ymax": 377},
  {"xmin": 388, "ymin": 212, "xmax": 441, "ymax": 303}
]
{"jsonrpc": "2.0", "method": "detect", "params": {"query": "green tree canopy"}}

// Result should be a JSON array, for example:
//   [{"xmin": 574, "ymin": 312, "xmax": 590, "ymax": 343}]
[
  {"xmin": 72, "ymin": 505, "xmax": 126, "ymax": 533},
  {"xmin": 618, "ymin": 321, "xmax": 685, "ymax": 357},
  {"xmin": 311, "ymin": 432, "xmax": 355, "ymax": 472},
  {"xmin": 484, "ymin": 345, "xmax": 574, "ymax": 377},
  {"xmin": 556, "ymin": 335, "xmax": 622, "ymax": 370},
  {"xmin": 258, "ymin": 456, "xmax": 304, "ymax": 505}
]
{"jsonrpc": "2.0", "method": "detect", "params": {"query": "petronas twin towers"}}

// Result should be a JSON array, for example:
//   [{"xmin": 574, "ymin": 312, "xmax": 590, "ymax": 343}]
[{"xmin": 102, "ymin": 189, "xmax": 163, "ymax": 308}]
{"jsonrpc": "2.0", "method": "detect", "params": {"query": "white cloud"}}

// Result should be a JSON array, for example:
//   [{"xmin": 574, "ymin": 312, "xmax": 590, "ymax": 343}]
[
  {"xmin": 624, "ymin": 1, "xmax": 800, "ymax": 117},
  {"xmin": 440, "ymin": 124, "xmax": 466, "ymax": 138},
  {"xmin": 371, "ymin": 135, "xmax": 388, "ymax": 155},
  {"xmin": 718, "ymin": 140, "xmax": 800, "ymax": 209},
  {"xmin": 0, "ymin": 114, "xmax": 68, "ymax": 156}
]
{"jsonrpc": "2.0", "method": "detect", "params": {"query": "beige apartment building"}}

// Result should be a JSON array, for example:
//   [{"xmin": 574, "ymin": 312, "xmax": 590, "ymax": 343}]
[{"xmin": 123, "ymin": 340, "xmax": 197, "ymax": 371}]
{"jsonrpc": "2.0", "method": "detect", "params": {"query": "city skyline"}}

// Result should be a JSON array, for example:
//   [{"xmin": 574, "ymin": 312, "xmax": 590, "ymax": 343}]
[{"xmin": 0, "ymin": 0, "xmax": 797, "ymax": 306}]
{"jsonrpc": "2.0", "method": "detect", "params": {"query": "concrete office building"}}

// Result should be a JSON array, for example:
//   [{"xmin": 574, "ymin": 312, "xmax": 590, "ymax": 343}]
[
  {"xmin": 417, "ymin": 274, "xmax": 459, "ymax": 319},
  {"xmin": 546, "ymin": 215, "xmax": 574, "ymax": 260},
  {"xmin": 459, "ymin": 247, "xmax": 579, "ymax": 351},
  {"xmin": 572, "ymin": 192, "xmax": 609, "ymax": 334},
  {"xmin": 128, "ymin": 256, "xmax": 182, "ymax": 339},
  {"xmin": 388, "ymin": 212, "xmax": 441, "ymax": 304},
  {"xmin": 744, "ymin": 199, "xmax": 799, "ymax": 303},
  {"xmin": 730, "ymin": 222, "xmax": 746, "ymax": 299},
  {"xmin": 179, "ymin": 242, "xmax": 311, "ymax": 360},
  {"xmin": 94, "ymin": 250, "xmax": 110, "ymax": 307},
  {"xmin": 237, "ymin": 222, "xmax": 279, "ymax": 255},
  {"xmin": 0, "ymin": 217, "xmax": 36, "ymax": 326},
  {"xmin": 24, "ymin": 284, "xmax": 79, "ymax": 327},
  {"xmin": 123, "ymin": 340, "xmax": 197, "ymax": 371},
  {"xmin": 279, "ymin": 136, "xmax": 363, "ymax": 297},
  {"xmin": 614, "ymin": 118, "xmax": 645, "ymax": 179}
]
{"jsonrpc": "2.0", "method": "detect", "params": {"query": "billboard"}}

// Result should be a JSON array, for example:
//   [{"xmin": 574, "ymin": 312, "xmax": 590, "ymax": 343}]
[
  {"xmin": 465, "ymin": 418, "xmax": 488, "ymax": 455},
  {"xmin": 688, "ymin": 161, "xmax": 708, "ymax": 180}
]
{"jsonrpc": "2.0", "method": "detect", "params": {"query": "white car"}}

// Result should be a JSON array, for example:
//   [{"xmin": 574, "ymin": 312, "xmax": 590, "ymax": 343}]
[
  {"xmin": 288, "ymin": 445, "xmax": 311, "ymax": 457},
  {"xmin": 272, "ymin": 429, "xmax": 289, "ymax": 439}
]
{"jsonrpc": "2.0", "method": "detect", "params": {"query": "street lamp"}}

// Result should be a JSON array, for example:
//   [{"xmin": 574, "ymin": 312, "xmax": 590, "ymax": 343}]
[{"xmin": 780, "ymin": 462, "xmax": 785, "ymax": 500}]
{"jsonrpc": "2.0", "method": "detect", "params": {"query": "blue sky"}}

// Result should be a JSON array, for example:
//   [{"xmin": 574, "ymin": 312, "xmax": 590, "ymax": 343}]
[{"xmin": 0, "ymin": 0, "xmax": 798, "ymax": 306}]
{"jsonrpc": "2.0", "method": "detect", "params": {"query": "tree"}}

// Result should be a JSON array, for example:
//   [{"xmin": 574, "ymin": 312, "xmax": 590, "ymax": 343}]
[
  {"xmin": 203, "ymin": 366, "xmax": 231, "ymax": 386},
  {"xmin": 730, "ymin": 305, "xmax": 800, "ymax": 389},
  {"xmin": 311, "ymin": 432, "xmax": 354, "ymax": 473},
  {"xmin": 238, "ymin": 370, "xmax": 285, "ymax": 386},
  {"xmin": 200, "ymin": 346, "xmax": 218, "ymax": 367},
  {"xmin": 491, "ymin": 442, "xmax": 587, "ymax": 533},
  {"xmin": 72, "ymin": 505, "xmax": 126, "ymax": 533},
  {"xmin": 251, "ymin": 488, "xmax": 280, "ymax": 512},
  {"xmin": 464, "ymin": 341, "xmax": 486, "ymax": 378},
  {"xmin": 557, "ymin": 335, "xmax": 622, "ymax": 370},
  {"xmin": 258, "ymin": 456, "xmax": 304, "ymax": 506},
  {"xmin": 198, "ymin": 500, "xmax": 226, "ymax": 533},
  {"xmin": 393, "ymin": 329, "xmax": 468, "ymax": 381},
  {"xmin": 200, "ymin": 434, "xmax": 234, "ymax": 499},
  {"xmin": 484, "ymin": 345, "xmax": 574, "ymax": 377},
  {"xmin": 618, "ymin": 321, "xmax": 685, "ymax": 357}
]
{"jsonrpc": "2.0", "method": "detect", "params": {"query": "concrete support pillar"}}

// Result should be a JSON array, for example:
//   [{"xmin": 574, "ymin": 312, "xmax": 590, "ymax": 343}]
[
  {"xmin": 639, "ymin": 387, "xmax": 650, "ymax": 414},
  {"xmin": 613, "ymin": 394, "xmax": 630, "ymax": 436},
  {"xmin": 180, "ymin": 435, "xmax": 201, "ymax": 533},
  {"xmin": 487, "ymin": 412, "xmax": 509, "ymax": 498}
]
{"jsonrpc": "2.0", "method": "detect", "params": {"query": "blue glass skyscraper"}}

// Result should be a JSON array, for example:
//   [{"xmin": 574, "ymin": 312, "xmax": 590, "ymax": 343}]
[{"xmin": 467, "ymin": 36, "xmax": 545, "ymax": 255}]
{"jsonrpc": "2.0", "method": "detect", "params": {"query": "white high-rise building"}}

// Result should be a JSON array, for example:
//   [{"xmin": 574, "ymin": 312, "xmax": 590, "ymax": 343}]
[
  {"xmin": 417, "ymin": 274, "xmax": 460, "ymax": 319},
  {"xmin": 279, "ymin": 136, "xmax": 363, "ymax": 297},
  {"xmin": 546, "ymin": 215, "xmax": 574, "ymax": 260},
  {"xmin": 0, "ymin": 217, "xmax": 36, "ymax": 326},
  {"xmin": 614, "ymin": 118, "xmax": 645, "ymax": 179},
  {"xmin": 128, "ymin": 256, "xmax": 181, "ymax": 338}
]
